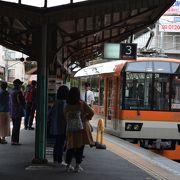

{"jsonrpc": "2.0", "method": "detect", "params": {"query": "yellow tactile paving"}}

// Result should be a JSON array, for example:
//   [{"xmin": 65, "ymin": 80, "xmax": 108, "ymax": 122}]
[{"xmin": 92, "ymin": 133, "xmax": 180, "ymax": 180}]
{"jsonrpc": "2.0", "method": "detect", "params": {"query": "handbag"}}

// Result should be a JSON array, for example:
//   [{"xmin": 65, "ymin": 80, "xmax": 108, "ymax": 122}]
[{"xmin": 66, "ymin": 111, "xmax": 84, "ymax": 132}]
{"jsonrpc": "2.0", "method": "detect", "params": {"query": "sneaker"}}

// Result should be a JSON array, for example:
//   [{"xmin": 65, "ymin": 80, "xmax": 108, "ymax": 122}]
[
  {"xmin": 29, "ymin": 127, "xmax": 34, "ymax": 130},
  {"xmin": 74, "ymin": 165, "xmax": 84, "ymax": 173},
  {"xmin": 66, "ymin": 164, "xmax": 74, "ymax": 172},
  {"xmin": 61, "ymin": 161, "xmax": 67, "ymax": 167}
]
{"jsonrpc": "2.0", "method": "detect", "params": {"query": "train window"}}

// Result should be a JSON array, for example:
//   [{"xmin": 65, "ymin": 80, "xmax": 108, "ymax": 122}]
[
  {"xmin": 107, "ymin": 79, "xmax": 113, "ymax": 119},
  {"xmin": 154, "ymin": 62, "xmax": 171, "ymax": 73},
  {"xmin": 79, "ymin": 77, "xmax": 99, "ymax": 105},
  {"xmin": 99, "ymin": 79, "xmax": 104, "ymax": 106},
  {"xmin": 90, "ymin": 78, "xmax": 99, "ymax": 105},
  {"xmin": 126, "ymin": 61, "xmax": 179, "ymax": 74},
  {"xmin": 123, "ymin": 72, "xmax": 152, "ymax": 110},
  {"xmin": 153, "ymin": 74, "xmax": 170, "ymax": 111},
  {"xmin": 171, "ymin": 75, "xmax": 180, "ymax": 110},
  {"xmin": 172, "ymin": 62, "xmax": 180, "ymax": 73},
  {"xmin": 122, "ymin": 71, "xmax": 177, "ymax": 111}
]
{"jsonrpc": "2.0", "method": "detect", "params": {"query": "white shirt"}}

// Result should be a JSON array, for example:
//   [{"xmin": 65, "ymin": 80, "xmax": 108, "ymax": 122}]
[{"xmin": 81, "ymin": 90, "xmax": 95, "ymax": 105}]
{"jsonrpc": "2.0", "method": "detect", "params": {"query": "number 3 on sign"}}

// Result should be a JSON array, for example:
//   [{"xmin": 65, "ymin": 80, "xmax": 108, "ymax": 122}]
[
  {"xmin": 125, "ymin": 45, "xmax": 132, "ymax": 55},
  {"xmin": 120, "ymin": 43, "xmax": 137, "ymax": 60}
]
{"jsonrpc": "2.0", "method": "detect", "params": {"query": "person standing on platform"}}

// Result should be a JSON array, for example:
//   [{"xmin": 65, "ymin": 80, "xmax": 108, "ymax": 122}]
[
  {"xmin": 64, "ymin": 87, "xmax": 94, "ymax": 173},
  {"xmin": 81, "ymin": 82, "xmax": 95, "ymax": 142},
  {"xmin": 48, "ymin": 85, "xmax": 69, "ymax": 165},
  {"xmin": 0, "ymin": 81, "xmax": 10, "ymax": 144},
  {"xmin": 9, "ymin": 79, "xmax": 25, "ymax": 145},
  {"xmin": 81, "ymin": 82, "xmax": 95, "ymax": 107},
  {"xmin": 28, "ymin": 80, "xmax": 37, "ymax": 130},
  {"xmin": 24, "ymin": 84, "xmax": 31, "ymax": 130}
]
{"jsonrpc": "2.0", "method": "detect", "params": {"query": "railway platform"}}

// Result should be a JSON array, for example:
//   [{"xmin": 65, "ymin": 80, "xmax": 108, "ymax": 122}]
[{"xmin": 0, "ymin": 116, "xmax": 180, "ymax": 180}]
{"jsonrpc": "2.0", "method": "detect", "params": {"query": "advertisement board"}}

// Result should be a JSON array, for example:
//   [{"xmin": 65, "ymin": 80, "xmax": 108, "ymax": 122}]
[
  {"xmin": 164, "ymin": 0, "xmax": 180, "ymax": 15},
  {"xmin": 159, "ymin": 16, "xmax": 180, "ymax": 32}
]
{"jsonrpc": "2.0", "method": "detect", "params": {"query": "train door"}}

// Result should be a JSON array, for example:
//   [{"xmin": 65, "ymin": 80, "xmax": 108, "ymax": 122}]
[{"xmin": 105, "ymin": 77, "xmax": 113, "ymax": 128}]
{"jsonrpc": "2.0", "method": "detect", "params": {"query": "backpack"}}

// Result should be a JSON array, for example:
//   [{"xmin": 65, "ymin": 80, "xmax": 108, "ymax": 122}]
[
  {"xmin": 25, "ymin": 89, "xmax": 33, "ymax": 103},
  {"xmin": 66, "ymin": 111, "xmax": 84, "ymax": 132}
]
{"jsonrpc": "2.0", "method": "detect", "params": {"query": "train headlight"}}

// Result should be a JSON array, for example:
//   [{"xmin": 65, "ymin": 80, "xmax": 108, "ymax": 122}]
[
  {"xmin": 125, "ymin": 123, "xmax": 143, "ymax": 131},
  {"xmin": 133, "ymin": 125, "xmax": 140, "ymax": 130},
  {"xmin": 126, "ymin": 124, "xmax": 133, "ymax": 130}
]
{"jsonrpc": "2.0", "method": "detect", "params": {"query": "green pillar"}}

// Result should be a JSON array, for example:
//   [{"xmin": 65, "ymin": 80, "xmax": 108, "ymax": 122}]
[{"xmin": 32, "ymin": 24, "xmax": 48, "ymax": 164}]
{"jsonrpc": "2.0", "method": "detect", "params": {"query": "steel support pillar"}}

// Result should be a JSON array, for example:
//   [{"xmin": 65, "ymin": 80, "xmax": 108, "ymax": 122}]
[{"xmin": 32, "ymin": 24, "xmax": 48, "ymax": 164}]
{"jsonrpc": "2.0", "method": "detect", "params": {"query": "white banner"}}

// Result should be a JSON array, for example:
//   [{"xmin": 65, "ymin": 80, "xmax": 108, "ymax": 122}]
[
  {"xmin": 159, "ymin": 16, "xmax": 180, "ymax": 32},
  {"xmin": 164, "ymin": 0, "xmax": 180, "ymax": 15}
]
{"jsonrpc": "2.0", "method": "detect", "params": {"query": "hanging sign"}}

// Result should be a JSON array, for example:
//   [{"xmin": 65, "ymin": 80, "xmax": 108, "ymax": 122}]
[{"xmin": 103, "ymin": 43, "xmax": 137, "ymax": 60}]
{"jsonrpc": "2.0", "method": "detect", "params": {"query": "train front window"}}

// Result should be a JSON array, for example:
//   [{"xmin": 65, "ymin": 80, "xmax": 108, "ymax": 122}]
[
  {"xmin": 171, "ymin": 75, "xmax": 180, "ymax": 110},
  {"xmin": 122, "ymin": 61, "xmax": 180, "ymax": 111},
  {"xmin": 124, "ymin": 72, "xmax": 152, "ymax": 110}
]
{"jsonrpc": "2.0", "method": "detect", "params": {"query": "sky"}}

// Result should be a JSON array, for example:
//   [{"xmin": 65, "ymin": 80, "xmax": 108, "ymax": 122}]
[{"xmin": 1, "ymin": 0, "xmax": 86, "ymax": 7}]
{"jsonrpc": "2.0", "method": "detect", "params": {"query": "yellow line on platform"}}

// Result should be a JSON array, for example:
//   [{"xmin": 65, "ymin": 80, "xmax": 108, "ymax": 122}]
[{"xmin": 92, "ymin": 133, "xmax": 178, "ymax": 180}]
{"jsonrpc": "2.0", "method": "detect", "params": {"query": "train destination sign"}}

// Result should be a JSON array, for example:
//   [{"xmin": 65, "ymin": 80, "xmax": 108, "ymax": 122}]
[{"xmin": 104, "ymin": 43, "xmax": 137, "ymax": 60}]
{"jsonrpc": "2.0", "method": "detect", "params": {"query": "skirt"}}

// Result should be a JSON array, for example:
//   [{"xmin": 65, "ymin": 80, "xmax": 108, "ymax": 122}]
[{"xmin": 0, "ymin": 112, "xmax": 10, "ymax": 137}]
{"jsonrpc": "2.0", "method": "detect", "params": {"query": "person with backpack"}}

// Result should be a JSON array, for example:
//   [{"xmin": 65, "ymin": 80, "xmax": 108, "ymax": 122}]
[
  {"xmin": 24, "ymin": 80, "xmax": 37, "ymax": 130},
  {"xmin": 64, "ymin": 87, "xmax": 94, "ymax": 173}
]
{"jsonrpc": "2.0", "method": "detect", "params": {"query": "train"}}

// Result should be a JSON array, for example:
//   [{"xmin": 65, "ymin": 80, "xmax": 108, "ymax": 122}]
[{"xmin": 74, "ymin": 56, "xmax": 180, "ymax": 161}]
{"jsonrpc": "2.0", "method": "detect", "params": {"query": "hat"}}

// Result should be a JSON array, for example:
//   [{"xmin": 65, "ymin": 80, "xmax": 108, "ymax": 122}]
[{"xmin": 13, "ymin": 79, "xmax": 23, "ymax": 86}]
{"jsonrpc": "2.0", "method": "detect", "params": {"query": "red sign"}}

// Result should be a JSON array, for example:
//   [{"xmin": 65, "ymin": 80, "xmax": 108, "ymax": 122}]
[{"xmin": 159, "ymin": 24, "xmax": 180, "ymax": 32}]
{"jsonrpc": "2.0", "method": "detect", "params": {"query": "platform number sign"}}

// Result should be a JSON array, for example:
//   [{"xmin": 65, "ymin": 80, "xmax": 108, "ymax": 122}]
[{"xmin": 120, "ymin": 43, "xmax": 137, "ymax": 60}]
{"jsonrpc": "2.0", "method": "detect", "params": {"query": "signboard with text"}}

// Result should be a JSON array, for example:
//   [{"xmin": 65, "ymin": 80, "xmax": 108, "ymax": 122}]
[
  {"xmin": 164, "ymin": 0, "xmax": 180, "ymax": 15},
  {"xmin": 120, "ymin": 43, "xmax": 137, "ymax": 60},
  {"xmin": 103, "ymin": 43, "xmax": 137, "ymax": 60},
  {"xmin": 159, "ymin": 16, "xmax": 180, "ymax": 32}
]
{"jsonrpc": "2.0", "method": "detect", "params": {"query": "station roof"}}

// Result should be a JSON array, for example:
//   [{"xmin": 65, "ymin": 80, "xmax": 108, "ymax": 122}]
[{"xmin": 0, "ymin": 0, "xmax": 175, "ymax": 70}]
